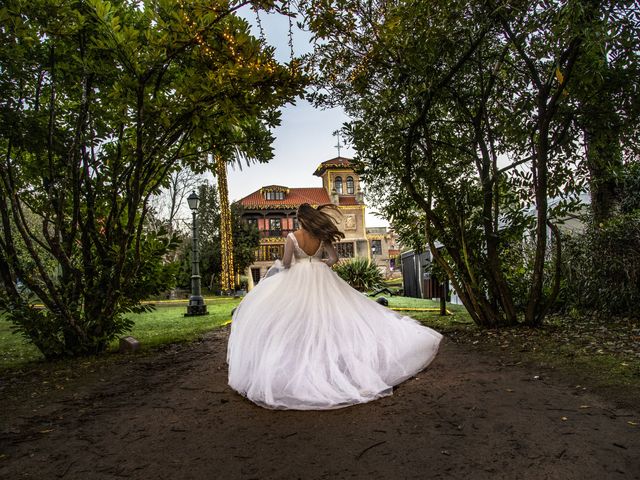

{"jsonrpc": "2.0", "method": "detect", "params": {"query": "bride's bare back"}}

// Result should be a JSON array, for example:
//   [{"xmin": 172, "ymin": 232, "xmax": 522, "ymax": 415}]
[{"xmin": 293, "ymin": 229, "xmax": 322, "ymax": 257}]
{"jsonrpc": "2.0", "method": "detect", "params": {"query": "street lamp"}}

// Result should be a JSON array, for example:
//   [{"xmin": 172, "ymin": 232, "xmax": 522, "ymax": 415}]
[{"xmin": 185, "ymin": 191, "xmax": 208, "ymax": 317}]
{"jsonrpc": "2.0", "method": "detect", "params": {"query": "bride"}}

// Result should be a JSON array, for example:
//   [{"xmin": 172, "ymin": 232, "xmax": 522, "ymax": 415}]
[{"xmin": 227, "ymin": 203, "xmax": 442, "ymax": 410}]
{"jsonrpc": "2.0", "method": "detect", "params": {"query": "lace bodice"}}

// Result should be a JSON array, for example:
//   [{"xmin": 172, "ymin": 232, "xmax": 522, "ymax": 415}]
[{"xmin": 282, "ymin": 232, "xmax": 338, "ymax": 268}]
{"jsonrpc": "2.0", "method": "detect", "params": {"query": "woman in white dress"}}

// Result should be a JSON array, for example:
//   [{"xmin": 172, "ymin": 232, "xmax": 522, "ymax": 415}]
[{"xmin": 227, "ymin": 203, "xmax": 442, "ymax": 410}]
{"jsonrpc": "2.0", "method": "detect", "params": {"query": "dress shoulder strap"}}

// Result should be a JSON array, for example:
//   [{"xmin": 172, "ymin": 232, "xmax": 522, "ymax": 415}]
[{"xmin": 313, "ymin": 240, "xmax": 324, "ymax": 257}]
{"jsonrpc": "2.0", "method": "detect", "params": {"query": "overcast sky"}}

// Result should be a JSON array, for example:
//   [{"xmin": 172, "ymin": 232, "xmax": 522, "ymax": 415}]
[{"xmin": 223, "ymin": 8, "xmax": 389, "ymax": 228}]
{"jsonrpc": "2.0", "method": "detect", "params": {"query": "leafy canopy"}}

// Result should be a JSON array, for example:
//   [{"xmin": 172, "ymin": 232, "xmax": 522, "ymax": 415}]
[{"xmin": 0, "ymin": 0, "xmax": 306, "ymax": 357}]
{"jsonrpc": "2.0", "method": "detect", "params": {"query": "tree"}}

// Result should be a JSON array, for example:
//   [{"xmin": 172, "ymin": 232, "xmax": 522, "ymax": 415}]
[
  {"xmin": 0, "ymin": 0, "xmax": 305, "ymax": 358},
  {"xmin": 198, "ymin": 183, "xmax": 222, "ymax": 291},
  {"xmin": 175, "ymin": 190, "xmax": 259, "ymax": 292},
  {"xmin": 571, "ymin": 1, "xmax": 640, "ymax": 223},
  {"xmin": 147, "ymin": 167, "xmax": 204, "ymax": 239},
  {"xmin": 303, "ymin": 0, "xmax": 634, "ymax": 326},
  {"xmin": 553, "ymin": 2, "xmax": 640, "ymax": 316},
  {"xmin": 230, "ymin": 203, "xmax": 260, "ymax": 282}
]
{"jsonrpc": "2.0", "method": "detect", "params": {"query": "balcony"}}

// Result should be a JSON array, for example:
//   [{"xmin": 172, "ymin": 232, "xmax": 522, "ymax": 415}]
[
  {"xmin": 256, "ymin": 244, "xmax": 285, "ymax": 262},
  {"xmin": 259, "ymin": 229, "xmax": 295, "ymax": 238}
]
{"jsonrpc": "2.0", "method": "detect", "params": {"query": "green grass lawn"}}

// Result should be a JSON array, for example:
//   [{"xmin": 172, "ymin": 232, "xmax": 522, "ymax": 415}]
[
  {"xmin": 0, "ymin": 316, "xmax": 43, "ymax": 370},
  {"xmin": 376, "ymin": 294, "xmax": 470, "ymax": 325},
  {"xmin": 0, "ymin": 294, "xmax": 455, "ymax": 371},
  {"xmin": 117, "ymin": 297, "xmax": 241, "ymax": 349},
  {"xmin": 0, "ymin": 297, "xmax": 241, "ymax": 371},
  {"xmin": 383, "ymin": 277, "xmax": 403, "ymax": 287}
]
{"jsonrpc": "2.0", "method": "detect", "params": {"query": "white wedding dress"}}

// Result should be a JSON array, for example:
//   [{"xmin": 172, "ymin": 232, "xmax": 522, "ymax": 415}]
[{"xmin": 227, "ymin": 232, "xmax": 442, "ymax": 410}]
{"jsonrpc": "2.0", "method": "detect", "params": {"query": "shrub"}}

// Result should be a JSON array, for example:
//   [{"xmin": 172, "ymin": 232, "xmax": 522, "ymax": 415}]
[
  {"xmin": 560, "ymin": 212, "xmax": 640, "ymax": 316},
  {"xmin": 1, "ymin": 231, "xmax": 178, "ymax": 359},
  {"xmin": 334, "ymin": 258, "xmax": 384, "ymax": 292},
  {"xmin": 236, "ymin": 275, "xmax": 249, "ymax": 291}
]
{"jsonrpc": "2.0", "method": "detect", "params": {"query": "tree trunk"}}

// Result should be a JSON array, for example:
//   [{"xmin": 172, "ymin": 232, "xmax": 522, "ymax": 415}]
[
  {"xmin": 583, "ymin": 100, "xmax": 622, "ymax": 223},
  {"xmin": 525, "ymin": 110, "xmax": 550, "ymax": 327},
  {"xmin": 439, "ymin": 280, "xmax": 447, "ymax": 316}
]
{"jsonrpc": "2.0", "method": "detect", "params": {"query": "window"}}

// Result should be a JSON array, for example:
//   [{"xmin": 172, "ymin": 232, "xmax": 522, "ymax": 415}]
[
  {"xmin": 264, "ymin": 191, "xmax": 284, "ymax": 200},
  {"xmin": 346, "ymin": 176, "xmax": 354, "ymax": 194},
  {"xmin": 293, "ymin": 219, "xmax": 300, "ymax": 230},
  {"xmin": 246, "ymin": 218, "xmax": 258, "ymax": 228},
  {"xmin": 269, "ymin": 218, "xmax": 281, "ymax": 233},
  {"xmin": 334, "ymin": 176, "xmax": 343, "ymax": 194},
  {"xmin": 371, "ymin": 240, "xmax": 382, "ymax": 256},
  {"xmin": 336, "ymin": 242, "xmax": 354, "ymax": 258}
]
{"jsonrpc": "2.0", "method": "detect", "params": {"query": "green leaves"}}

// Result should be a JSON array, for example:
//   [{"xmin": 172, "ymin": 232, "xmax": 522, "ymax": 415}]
[
  {"xmin": 561, "ymin": 210, "xmax": 640, "ymax": 315},
  {"xmin": 334, "ymin": 257, "xmax": 385, "ymax": 292},
  {"xmin": 304, "ymin": 0, "xmax": 638, "ymax": 327},
  {"xmin": 0, "ymin": 0, "xmax": 306, "ymax": 358}
]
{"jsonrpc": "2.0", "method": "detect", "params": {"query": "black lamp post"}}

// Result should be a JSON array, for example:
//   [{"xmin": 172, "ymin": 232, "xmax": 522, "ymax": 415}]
[{"xmin": 185, "ymin": 191, "xmax": 208, "ymax": 317}]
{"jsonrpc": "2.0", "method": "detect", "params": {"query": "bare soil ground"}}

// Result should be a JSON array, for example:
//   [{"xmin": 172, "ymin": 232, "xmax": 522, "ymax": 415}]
[{"xmin": 1, "ymin": 326, "xmax": 638, "ymax": 480}]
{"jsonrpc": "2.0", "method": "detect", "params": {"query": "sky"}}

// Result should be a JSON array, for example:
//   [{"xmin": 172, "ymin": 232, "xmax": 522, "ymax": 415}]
[{"xmin": 223, "ymin": 8, "xmax": 389, "ymax": 228}]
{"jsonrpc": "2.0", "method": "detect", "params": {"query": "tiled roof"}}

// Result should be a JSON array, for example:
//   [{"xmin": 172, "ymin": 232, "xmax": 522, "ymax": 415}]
[
  {"xmin": 313, "ymin": 157, "xmax": 353, "ymax": 176},
  {"xmin": 238, "ymin": 187, "xmax": 331, "ymax": 209}
]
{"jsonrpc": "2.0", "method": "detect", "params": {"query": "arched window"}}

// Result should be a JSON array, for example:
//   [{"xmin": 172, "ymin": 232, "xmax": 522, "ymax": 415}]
[
  {"xmin": 346, "ymin": 176, "xmax": 354, "ymax": 194},
  {"xmin": 334, "ymin": 176, "xmax": 343, "ymax": 194}
]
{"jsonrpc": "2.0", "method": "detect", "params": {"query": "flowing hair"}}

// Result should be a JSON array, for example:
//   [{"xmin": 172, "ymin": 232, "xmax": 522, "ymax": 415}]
[{"xmin": 296, "ymin": 203, "xmax": 345, "ymax": 243}]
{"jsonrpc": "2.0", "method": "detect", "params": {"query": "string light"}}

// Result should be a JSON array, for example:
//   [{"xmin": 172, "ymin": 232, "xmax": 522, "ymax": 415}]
[
  {"xmin": 216, "ymin": 155, "xmax": 235, "ymax": 294},
  {"xmin": 177, "ymin": 0, "xmax": 287, "ymax": 76},
  {"xmin": 175, "ymin": 2, "xmax": 300, "ymax": 290}
]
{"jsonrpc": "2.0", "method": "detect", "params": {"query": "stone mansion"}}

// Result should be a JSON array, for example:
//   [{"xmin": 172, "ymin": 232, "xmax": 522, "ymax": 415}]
[{"xmin": 236, "ymin": 157, "xmax": 399, "ymax": 287}]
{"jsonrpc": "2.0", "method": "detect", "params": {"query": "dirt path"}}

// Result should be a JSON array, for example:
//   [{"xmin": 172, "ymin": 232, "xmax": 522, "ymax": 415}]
[{"xmin": 1, "ymin": 326, "xmax": 638, "ymax": 480}]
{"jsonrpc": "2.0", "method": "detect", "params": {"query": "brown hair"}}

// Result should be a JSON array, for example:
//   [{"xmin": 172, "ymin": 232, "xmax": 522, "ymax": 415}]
[{"xmin": 296, "ymin": 203, "xmax": 345, "ymax": 243}]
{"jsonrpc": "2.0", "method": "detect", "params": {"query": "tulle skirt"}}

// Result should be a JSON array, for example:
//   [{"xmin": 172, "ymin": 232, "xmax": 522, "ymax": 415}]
[{"xmin": 227, "ymin": 260, "xmax": 442, "ymax": 410}]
